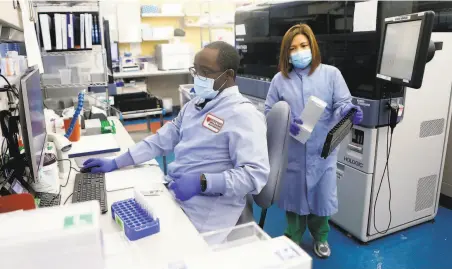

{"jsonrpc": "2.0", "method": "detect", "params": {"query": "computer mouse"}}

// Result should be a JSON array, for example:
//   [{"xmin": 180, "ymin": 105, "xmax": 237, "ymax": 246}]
[{"xmin": 80, "ymin": 166, "xmax": 99, "ymax": 173}]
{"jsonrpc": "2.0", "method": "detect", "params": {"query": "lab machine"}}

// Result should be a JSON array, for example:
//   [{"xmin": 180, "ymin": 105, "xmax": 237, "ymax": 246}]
[
  {"xmin": 120, "ymin": 52, "xmax": 140, "ymax": 72},
  {"xmin": 334, "ymin": 11, "xmax": 450, "ymax": 242},
  {"xmin": 0, "ymin": 201, "xmax": 104, "ymax": 269},
  {"xmin": 0, "ymin": 66, "xmax": 64, "ymax": 206},
  {"xmin": 155, "ymin": 43, "xmax": 192, "ymax": 71},
  {"xmin": 234, "ymin": 1, "xmax": 452, "ymax": 242}
]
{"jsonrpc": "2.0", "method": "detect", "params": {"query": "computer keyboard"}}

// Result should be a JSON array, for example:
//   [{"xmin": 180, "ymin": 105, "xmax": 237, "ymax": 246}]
[
  {"xmin": 36, "ymin": 192, "xmax": 61, "ymax": 207},
  {"xmin": 72, "ymin": 173, "xmax": 108, "ymax": 214}
]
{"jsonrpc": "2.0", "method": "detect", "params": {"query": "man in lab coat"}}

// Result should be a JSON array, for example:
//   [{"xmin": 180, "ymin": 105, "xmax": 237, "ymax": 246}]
[{"xmin": 83, "ymin": 41, "xmax": 270, "ymax": 233}]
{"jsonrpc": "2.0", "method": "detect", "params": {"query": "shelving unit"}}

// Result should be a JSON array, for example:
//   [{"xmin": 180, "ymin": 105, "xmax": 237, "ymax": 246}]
[
  {"xmin": 187, "ymin": 1, "xmax": 235, "ymax": 47},
  {"xmin": 136, "ymin": 1, "xmax": 235, "ymax": 50},
  {"xmin": 32, "ymin": 0, "xmax": 109, "ymax": 113}
]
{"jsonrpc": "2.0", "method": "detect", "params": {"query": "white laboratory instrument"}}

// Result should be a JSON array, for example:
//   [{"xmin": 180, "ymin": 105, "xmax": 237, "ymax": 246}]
[
  {"xmin": 155, "ymin": 43, "xmax": 192, "ymax": 71},
  {"xmin": 120, "ymin": 52, "xmax": 140, "ymax": 72},
  {"xmin": 47, "ymin": 132, "xmax": 72, "ymax": 177},
  {"xmin": 332, "ymin": 12, "xmax": 452, "ymax": 242},
  {"xmin": 0, "ymin": 201, "xmax": 104, "ymax": 269},
  {"xmin": 168, "ymin": 222, "xmax": 312, "ymax": 269},
  {"xmin": 291, "ymin": 95, "xmax": 327, "ymax": 144}
]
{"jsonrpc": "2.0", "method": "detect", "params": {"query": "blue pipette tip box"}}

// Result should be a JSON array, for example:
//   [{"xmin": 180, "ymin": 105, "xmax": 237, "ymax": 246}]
[{"xmin": 111, "ymin": 198, "xmax": 160, "ymax": 241}]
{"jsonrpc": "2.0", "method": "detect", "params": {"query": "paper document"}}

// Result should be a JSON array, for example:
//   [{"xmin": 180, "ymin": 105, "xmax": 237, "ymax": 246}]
[
  {"xmin": 105, "ymin": 166, "xmax": 165, "ymax": 192},
  {"xmin": 353, "ymin": 0, "xmax": 378, "ymax": 32}
]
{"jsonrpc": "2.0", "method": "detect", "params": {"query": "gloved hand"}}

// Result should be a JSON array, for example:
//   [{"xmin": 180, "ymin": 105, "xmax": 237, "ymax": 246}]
[
  {"xmin": 342, "ymin": 104, "xmax": 364, "ymax": 125},
  {"xmin": 82, "ymin": 158, "xmax": 118, "ymax": 173},
  {"xmin": 290, "ymin": 118, "xmax": 303, "ymax": 136},
  {"xmin": 169, "ymin": 174, "xmax": 202, "ymax": 201}
]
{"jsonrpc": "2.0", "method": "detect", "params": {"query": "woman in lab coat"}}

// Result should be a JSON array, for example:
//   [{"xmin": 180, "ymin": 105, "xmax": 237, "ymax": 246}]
[{"xmin": 264, "ymin": 24, "xmax": 363, "ymax": 258}]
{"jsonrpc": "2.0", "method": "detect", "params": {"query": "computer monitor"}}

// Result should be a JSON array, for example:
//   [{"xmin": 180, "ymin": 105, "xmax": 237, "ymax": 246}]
[
  {"xmin": 376, "ymin": 11, "xmax": 435, "ymax": 89},
  {"xmin": 111, "ymin": 42, "xmax": 119, "ymax": 62},
  {"xmin": 18, "ymin": 66, "xmax": 47, "ymax": 183}
]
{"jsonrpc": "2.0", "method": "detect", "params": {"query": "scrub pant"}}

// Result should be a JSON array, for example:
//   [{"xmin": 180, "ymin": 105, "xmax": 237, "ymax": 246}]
[{"xmin": 284, "ymin": 211, "xmax": 330, "ymax": 244}]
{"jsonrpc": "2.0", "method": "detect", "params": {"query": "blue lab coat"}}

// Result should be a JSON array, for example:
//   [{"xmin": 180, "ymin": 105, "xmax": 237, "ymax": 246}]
[
  {"xmin": 116, "ymin": 86, "xmax": 270, "ymax": 232},
  {"xmin": 264, "ymin": 64, "xmax": 352, "ymax": 216}
]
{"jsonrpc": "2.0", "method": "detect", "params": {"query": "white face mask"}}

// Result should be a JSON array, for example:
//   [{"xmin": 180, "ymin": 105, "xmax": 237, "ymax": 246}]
[{"xmin": 193, "ymin": 70, "xmax": 228, "ymax": 99}]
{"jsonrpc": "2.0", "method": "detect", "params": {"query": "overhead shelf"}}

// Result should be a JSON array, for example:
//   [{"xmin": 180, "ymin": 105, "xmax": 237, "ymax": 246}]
[
  {"xmin": 42, "ymin": 82, "xmax": 108, "ymax": 89},
  {"xmin": 141, "ymin": 13, "xmax": 184, "ymax": 18},
  {"xmin": 185, "ymin": 23, "xmax": 234, "ymax": 28},
  {"xmin": 41, "ymin": 50, "xmax": 103, "ymax": 56},
  {"xmin": 142, "ymin": 38, "xmax": 171, "ymax": 42}
]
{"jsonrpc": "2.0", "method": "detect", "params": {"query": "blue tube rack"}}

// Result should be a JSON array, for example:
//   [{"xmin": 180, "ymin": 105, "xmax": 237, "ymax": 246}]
[{"xmin": 111, "ymin": 196, "xmax": 160, "ymax": 241}]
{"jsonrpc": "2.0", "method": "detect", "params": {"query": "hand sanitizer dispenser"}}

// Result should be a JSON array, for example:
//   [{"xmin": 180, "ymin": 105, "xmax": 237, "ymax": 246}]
[{"xmin": 291, "ymin": 96, "xmax": 327, "ymax": 144}]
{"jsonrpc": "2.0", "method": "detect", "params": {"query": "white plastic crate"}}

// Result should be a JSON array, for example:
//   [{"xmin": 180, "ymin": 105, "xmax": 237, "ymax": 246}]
[{"xmin": 166, "ymin": 223, "xmax": 312, "ymax": 269}]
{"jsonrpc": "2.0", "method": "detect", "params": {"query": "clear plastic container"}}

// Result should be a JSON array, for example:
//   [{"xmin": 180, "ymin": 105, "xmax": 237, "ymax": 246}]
[
  {"xmin": 201, "ymin": 222, "xmax": 271, "ymax": 251},
  {"xmin": 166, "ymin": 223, "xmax": 312, "ymax": 269},
  {"xmin": 59, "ymin": 69, "xmax": 72, "ymax": 84},
  {"xmin": 178, "ymin": 84, "xmax": 194, "ymax": 108},
  {"xmin": 42, "ymin": 74, "xmax": 61, "ymax": 85}
]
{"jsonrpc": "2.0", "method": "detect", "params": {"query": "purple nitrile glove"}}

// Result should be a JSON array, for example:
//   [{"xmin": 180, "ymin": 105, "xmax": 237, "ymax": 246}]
[
  {"xmin": 341, "ymin": 104, "xmax": 364, "ymax": 125},
  {"xmin": 290, "ymin": 118, "xmax": 303, "ymax": 136},
  {"xmin": 82, "ymin": 158, "xmax": 118, "ymax": 173},
  {"xmin": 169, "ymin": 174, "xmax": 202, "ymax": 201}
]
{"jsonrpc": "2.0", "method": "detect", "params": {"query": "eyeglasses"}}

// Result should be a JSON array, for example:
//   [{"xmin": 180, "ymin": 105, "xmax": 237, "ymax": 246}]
[{"xmin": 189, "ymin": 66, "xmax": 223, "ymax": 81}]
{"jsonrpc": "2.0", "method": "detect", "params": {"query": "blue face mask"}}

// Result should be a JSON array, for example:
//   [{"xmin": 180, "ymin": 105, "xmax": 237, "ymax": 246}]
[
  {"xmin": 290, "ymin": 49, "xmax": 312, "ymax": 69},
  {"xmin": 193, "ymin": 71, "xmax": 228, "ymax": 99}
]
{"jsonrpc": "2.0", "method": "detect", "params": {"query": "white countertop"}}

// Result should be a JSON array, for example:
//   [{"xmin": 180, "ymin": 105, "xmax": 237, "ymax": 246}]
[{"xmin": 61, "ymin": 117, "xmax": 209, "ymax": 268}]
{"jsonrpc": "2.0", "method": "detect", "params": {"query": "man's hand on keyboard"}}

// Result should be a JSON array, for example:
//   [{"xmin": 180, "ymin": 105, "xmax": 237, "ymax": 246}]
[{"xmin": 82, "ymin": 158, "xmax": 118, "ymax": 173}]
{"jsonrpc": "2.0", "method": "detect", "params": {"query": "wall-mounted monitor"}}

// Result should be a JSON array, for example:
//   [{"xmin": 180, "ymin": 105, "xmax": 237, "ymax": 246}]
[{"xmin": 376, "ymin": 11, "xmax": 435, "ymax": 89}]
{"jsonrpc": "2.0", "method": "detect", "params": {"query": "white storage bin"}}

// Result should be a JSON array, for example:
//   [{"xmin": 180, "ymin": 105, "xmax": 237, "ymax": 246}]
[
  {"xmin": 165, "ymin": 223, "xmax": 312, "ymax": 269},
  {"xmin": 178, "ymin": 84, "xmax": 194, "ymax": 108},
  {"xmin": 42, "ymin": 74, "xmax": 61, "ymax": 85},
  {"xmin": 91, "ymin": 73, "xmax": 105, "ymax": 83},
  {"xmin": 201, "ymin": 222, "xmax": 271, "ymax": 251},
  {"xmin": 59, "ymin": 69, "xmax": 72, "ymax": 84}
]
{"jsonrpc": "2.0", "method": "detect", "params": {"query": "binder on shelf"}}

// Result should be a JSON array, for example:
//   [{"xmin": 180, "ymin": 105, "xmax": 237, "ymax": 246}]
[
  {"xmin": 73, "ymin": 14, "xmax": 81, "ymax": 48},
  {"xmin": 93, "ymin": 14, "xmax": 100, "ymax": 45},
  {"xmin": 61, "ymin": 14, "xmax": 67, "ymax": 50},
  {"xmin": 92, "ymin": 14, "xmax": 96, "ymax": 44},
  {"xmin": 54, "ymin": 14, "xmax": 63, "ymax": 50},
  {"xmin": 39, "ymin": 14, "xmax": 52, "ymax": 51},
  {"xmin": 68, "ymin": 13, "xmax": 74, "ymax": 49},
  {"xmin": 85, "ymin": 13, "xmax": 92, "ymax": 49},
  {"xmin": 80, "ymin": 13, "xmax": 85, "ymax": 49},
  {"xmin": 321, "ymin": 108, "xmax": 357, "ymax": 159}
]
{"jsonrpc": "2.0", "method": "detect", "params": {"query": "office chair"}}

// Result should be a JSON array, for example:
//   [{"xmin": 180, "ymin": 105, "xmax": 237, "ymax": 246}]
[{"xmin": 237, "ymin": 101, "xmax": 291, "ymax": 228}]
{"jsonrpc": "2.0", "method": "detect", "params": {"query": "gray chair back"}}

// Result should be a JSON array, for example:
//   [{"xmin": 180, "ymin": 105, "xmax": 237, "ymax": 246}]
[{"xmin": 237, "ymin": 101, "xmax": 291, "ymax": 226}]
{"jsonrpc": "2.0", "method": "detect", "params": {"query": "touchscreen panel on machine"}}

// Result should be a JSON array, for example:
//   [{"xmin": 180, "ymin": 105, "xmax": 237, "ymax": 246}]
[{"xmin": 379, "ymin": 20, "xmax": 422, "ymax": 81}]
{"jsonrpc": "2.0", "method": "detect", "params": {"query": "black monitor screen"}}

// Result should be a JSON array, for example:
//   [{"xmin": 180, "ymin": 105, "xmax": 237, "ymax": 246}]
[{"xmin": 19, "ymin": 66, "xmax": 46, "ymax": 182}]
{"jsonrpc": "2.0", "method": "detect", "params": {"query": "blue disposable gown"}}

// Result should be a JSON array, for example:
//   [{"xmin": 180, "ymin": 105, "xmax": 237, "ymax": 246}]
[
  {"xmin": 115, "ymin": 86, "xmax": 270, "ymax": 232},
  {"xmin": 264, "ymin": 64, "xmax": 352, "ymax": 216}
]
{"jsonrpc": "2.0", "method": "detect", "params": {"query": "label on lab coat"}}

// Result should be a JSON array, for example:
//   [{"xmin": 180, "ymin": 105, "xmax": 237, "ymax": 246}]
[{"xmin": 203, "ymin": 113, "xmax": 224, "ymax": 133}]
